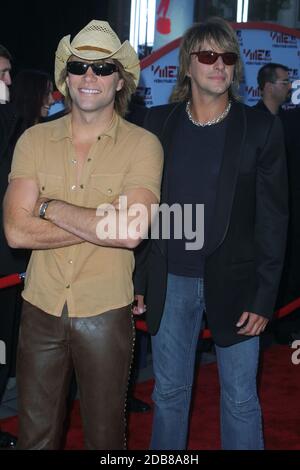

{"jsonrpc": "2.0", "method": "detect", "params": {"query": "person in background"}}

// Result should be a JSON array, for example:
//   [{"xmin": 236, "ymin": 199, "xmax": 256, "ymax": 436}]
[
  {"xmin": 135, "ymin": 17, "xmax": 288, "ymax": 450},
  {"xmin": 10, "ymin": 69, "xmax": 54, "ymax": 139},
  {"xmin": 0, "ymin": 45, "xmax": 12, "ymax": 87},
  {"xmin": 0, "ymin": 63, "xmax": 53, "ymax": 448},
  {"xmin": 47, "ymin": 90, "xmax": 66, "ymax": 117},
  {"xmin": 3, "ymin": 20, "xmax": 162, "ymax": 450},
  {"xmin": 280, "ymin": 106, "xmax": 300, "ymax": 339},
  {"xmin": 0, "ymin": 43, "xmax": 16, "ymax": 450},
  {"xmin": 254, "ymin": 63, "xmax": 292, "ymax": 116},
  {"xmin": 253, "ymin": 64, "xmax": 300, "ymax": 342}
]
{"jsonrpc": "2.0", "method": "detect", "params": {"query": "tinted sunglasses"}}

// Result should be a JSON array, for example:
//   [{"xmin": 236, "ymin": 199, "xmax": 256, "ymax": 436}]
[
  {"xmin": 272, "ymin": 79, "xmax": 291, "ymax": 86},
  {"xmin": 67, "ymin": 61, "xmax": 118, "ymax": 76},
  {"xmin": 190, "ymin": 51, "xmax": 238, "ymax": 66}
]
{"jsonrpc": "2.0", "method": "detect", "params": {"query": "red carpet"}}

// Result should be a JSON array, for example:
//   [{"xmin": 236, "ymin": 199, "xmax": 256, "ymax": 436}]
[{"xmin": 1, "ymin": 344, "xmax": 299, "ymax": 449}]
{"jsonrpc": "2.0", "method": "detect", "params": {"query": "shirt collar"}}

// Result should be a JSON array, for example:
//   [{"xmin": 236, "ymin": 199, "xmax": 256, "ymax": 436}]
[
  {"xmin": 51, "ymin": 113, "xmax": 72, "ymax": 141},
  {"xmin": 51, "ymin": 111, "xmax": 119, "ymax": 144},
  {"xmin": 100, "ymin": 112, "xmax": 119, "ymax": 143}
]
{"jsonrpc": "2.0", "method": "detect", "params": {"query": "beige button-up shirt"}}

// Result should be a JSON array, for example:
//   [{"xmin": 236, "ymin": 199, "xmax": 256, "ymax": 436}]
[{"xmin": 10, "ymin": 113, "xmax": 163, "ymax": 317}]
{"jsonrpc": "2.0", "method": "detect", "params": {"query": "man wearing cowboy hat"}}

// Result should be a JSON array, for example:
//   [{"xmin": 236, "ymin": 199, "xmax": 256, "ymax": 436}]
[{"xmin": 3, "ymin": 20, "xmax": 163, "ymax": 450}]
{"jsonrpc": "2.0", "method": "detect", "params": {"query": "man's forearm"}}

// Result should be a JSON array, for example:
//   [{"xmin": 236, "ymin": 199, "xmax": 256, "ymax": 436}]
[
  {"xmin": 45, "ymin": 199, "xmax": 137, "ymax": 248},
  {"xmin": 44, "ymin": 194, "xmax": 154, "ymax": 249},
  {"xmin": 4, "ymin": 178, "xmax": 85, "ymax": 250},
  {"xmin": 5, "ymin": 210, "xmax": 84, "ymax": 249}
]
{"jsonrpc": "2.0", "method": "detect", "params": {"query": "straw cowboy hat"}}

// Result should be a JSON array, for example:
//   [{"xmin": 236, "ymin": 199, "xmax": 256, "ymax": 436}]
[{"xmin": 55, "ymin": 20, "xmax": 140, "ymax": 96}]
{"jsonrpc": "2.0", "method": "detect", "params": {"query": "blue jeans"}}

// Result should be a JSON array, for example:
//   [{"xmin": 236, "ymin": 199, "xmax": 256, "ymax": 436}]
[{"xmin": 150, "ymin": 273, "xmax": 264, "ymax": 450}]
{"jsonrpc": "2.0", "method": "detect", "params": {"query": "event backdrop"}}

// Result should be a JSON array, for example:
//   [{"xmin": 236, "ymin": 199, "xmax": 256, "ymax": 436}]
[
  {"xmin": 137, "ymin": 22, "xmax": 300, "ymax": 107},
  {"xmin": 153, "ymin": 0, "xmax": 195, "ymax": 50}
]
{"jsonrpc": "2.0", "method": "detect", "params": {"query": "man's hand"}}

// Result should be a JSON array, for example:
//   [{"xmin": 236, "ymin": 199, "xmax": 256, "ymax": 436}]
[
  {"xmin": 132, "ymin": 294, "xmax": 146, "ymax": 316},
  {"xmin": 236, "ymin": 312, "xmax": 269, "ymax": 336}
]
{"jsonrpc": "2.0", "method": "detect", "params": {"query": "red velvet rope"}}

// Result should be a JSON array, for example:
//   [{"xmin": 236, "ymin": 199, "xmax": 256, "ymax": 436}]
[
  {"xmin": 1, "ymin": 273, "xmax": 299, "ymax": 339},
  {"xmin": 136, "ymin": 296, "xmax": 300, "ymax": 338},
  {"xmin": 0, "ymin": 273, "xmax": 23, "ymax": 289}
]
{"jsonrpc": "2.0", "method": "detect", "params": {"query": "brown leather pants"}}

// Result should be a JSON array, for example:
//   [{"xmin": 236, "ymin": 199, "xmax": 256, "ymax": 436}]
[{"xmin": 16, "ymin": 301, "xmax": 134, "ymax": 450}]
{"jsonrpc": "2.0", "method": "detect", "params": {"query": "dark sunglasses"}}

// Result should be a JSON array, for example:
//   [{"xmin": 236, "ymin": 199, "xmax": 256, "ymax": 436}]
[
  {"xmin": 190, "ymin": 51, "xmax": 238, "ymax": 66},
  {"xmin": 66, "ymin": 61, "xmax": 118, "ymax": 76}
]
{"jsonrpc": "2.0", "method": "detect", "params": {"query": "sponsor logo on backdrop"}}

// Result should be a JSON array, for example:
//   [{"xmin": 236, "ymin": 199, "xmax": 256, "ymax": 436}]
[
  {"xmin": 156, "ymin": 0, "xmax": 171, "ymax": 35},
  {"xmin": 270, "ymin": 32, "xmax": 297, "ymax": 48},
  {"xmin": 136, "ymin": 86, "xmax": 153, "ymax": 106},
  {"xmin": 236, "ymin": 30, "xmax": 243, "ymax": 46},
  {"xmin": 245, "ymin": 85, "xmax": 260, "ymax": 103},
  {"xmin": 289, "ymin": 68, "xmax": 299, "ymax": 81},
  {"xmin": 151, "ymin": 64, "xmax": 178, "ymax": 83},
  {"xmin": 243, "ymin": 49, "xmax": 272, "ymax": 65}
]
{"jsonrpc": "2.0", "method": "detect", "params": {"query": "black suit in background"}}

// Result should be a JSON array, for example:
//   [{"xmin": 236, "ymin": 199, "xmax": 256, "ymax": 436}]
[
  {"xmin": 251, "ymin": 102, "xmax": 300, "ymax": 340},
  {"xmin": 252, "ymin": 98, "xmax": 286, "ymax": 120},
  {"xmin": 135, "ymin": 100, "xmax": 288, "ymax": 347},
  {"xmin": 0, "ymin": 104, "xmax": 30, "ymax": 403},
  {"xmin": 279, "ymin": 107, "xmax": 300, "ymax": 304},
  {"xmin": 272, "ymin": 107, "xmax": 300, "ymax": 342}
]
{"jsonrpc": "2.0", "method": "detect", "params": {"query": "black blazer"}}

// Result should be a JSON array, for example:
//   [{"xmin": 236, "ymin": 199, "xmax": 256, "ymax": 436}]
[
  {"xmin": 0, "ymin": 104, "xmax": 30, "ymax": 275},
  {"xmin": 135, "ymin": 100, "xmax": 288, "ymax": 347}
]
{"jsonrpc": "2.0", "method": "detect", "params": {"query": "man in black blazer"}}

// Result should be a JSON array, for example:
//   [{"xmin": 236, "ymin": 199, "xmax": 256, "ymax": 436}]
[
  {"xmin": 253, "ymin": 62, "xmax": 292, "ymax": 116},
  {"xmin": 0, "ymin": 45, "xmax": 26, "ymax": 449},
  {"xmin": 135, "ymin": 18, "xmax": 288, "ymax": 450}
]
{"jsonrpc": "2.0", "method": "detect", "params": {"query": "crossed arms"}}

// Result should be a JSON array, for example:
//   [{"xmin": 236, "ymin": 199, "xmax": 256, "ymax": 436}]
[{"xmin": 3, "ymin": 177, "xmax": 158, "ymax": 250}]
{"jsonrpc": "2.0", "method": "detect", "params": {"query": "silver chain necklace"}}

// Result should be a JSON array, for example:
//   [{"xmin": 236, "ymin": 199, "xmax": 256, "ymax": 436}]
[{"xmin": 186, "ymin": 100, "xmax": 231, "ymax": 127}]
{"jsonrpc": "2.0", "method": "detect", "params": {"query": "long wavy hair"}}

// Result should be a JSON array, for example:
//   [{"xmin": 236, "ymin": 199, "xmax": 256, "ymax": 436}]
[
  {"xmin": 113, "ymin": 59, "xmax": 137, "ymax": 117},
  {"xmin": 170, "ymin": 17, "xmax": 243, "ymax": 103},
  {"xmin": 10, "ymin": 69, "xmax": 52, "ymax": 134}
]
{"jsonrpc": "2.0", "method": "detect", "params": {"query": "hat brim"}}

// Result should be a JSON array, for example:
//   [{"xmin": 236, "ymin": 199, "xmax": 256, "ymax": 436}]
[{"xmin": 55, "ymin": 35, "xmax": 140, "ymax": 96}]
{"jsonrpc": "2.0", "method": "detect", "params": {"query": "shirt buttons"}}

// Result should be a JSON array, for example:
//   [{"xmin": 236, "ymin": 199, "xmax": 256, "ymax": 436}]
[
  {"xmin": 41, "ymin": 186, "xmax": 45, "ymax": 191},
  {"xmin": 87, "ymin": 158, "xmax": 92, "ymax": 162},
  {"xmin": 68, "ymin": 260, "xmax": 73, "ymax": 264},
  {"xmin": 97, "ymin": 136, "xmax": 101, "ymax": 141},
  {"xmin": 107, "ymin": 188, "xmax": 112, "ymax": 194},
  {"xmin": 66, "ymin": 284, "xmax": 70, "ymax": 289},
  {"xmin": 71, "ymin": 159, "xmax": 77, "ymax": 164},
  {"xmin": 71, "ymin": 185, "xmax": 76, "ymax": 190},
  {"xmin": 80, "ymin": 184, "xmax": 84, "ymax": 189}
]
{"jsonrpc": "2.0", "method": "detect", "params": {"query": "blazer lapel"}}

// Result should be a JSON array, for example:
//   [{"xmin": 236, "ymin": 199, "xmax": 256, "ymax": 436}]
[
  {"xmin": 160, "ymin": 103, "xmax": 184, "ymax": 203},
  {"xmin": 154, "ymin": 101, "xmax": 246, "ymax": 259},
  {"xmin": 206, "ymin": 101, "xmax": 247, "ymax": 256},
  {"xmin": 155, "ymin": 103, "xmax": 185, "ymax": 256}
]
